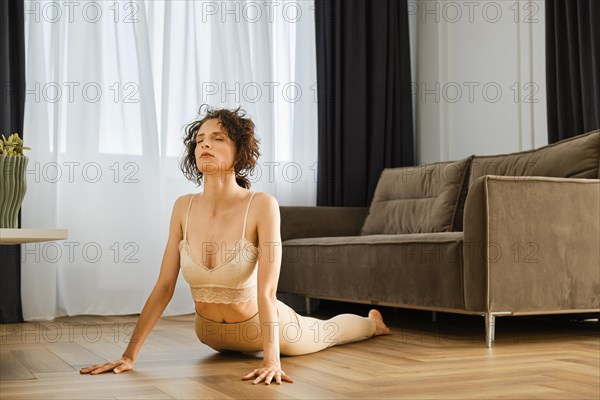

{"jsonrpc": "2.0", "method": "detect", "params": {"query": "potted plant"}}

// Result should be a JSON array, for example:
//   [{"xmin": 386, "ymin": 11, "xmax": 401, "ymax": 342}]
[{"xmin": 0, "ymin": 133, "xmax": 32, "ymax": 228}]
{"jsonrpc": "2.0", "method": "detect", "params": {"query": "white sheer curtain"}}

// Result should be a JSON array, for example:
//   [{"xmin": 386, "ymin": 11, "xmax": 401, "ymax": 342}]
[{"xmin": 21, "ymin": 0, "xmax": 317, "ymax": 321}]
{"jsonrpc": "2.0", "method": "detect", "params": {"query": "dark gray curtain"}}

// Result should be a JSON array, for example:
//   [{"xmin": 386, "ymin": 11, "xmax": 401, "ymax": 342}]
[
  {"xmin": 546, "ymin": 0, "xmax": 600, "ymax": 143},
  {"xmin": 1, "ymin": 0, "xmax": 26, "ymax": 323},
  {"xmin": 315, "ymin": 0, "xmax": 414, "ymax": 206}
]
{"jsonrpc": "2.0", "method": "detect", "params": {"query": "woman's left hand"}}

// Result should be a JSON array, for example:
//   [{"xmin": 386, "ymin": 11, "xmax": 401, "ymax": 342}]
[{"xmin": 241, "ymin": 365, "xmax": 294, "ymax": 385}]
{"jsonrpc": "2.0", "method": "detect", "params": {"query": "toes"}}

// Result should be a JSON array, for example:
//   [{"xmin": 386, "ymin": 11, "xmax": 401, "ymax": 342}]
[{"xmin": 368, "ymin": 309, "xmax": 392, "ymax": 335}]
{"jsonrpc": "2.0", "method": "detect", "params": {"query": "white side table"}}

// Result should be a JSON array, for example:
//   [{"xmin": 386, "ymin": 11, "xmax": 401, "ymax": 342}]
[
  {"xmin": 0, "ymin": 228, "xmax": 68, "ymax": 244},
  {"xmin": 0, "ymin": 228, "xmax": 68, "ymax": 323}
]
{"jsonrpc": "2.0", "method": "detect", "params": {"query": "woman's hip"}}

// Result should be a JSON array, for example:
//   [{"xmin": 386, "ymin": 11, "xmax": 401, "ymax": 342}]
[{"xmin": 194, "ymin": 299, "xmax": 295, "ymax": 352}]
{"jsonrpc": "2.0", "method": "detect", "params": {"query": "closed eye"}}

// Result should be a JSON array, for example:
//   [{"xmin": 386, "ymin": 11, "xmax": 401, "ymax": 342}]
[{"xmin": 196, "ymin": 138, "xmax": 224, "ymax": 143}]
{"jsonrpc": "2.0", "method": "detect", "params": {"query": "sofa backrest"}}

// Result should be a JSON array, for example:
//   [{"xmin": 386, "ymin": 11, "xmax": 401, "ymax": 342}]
[
  {"xmin": 468, "ymin": 129, "xmax": 600, "ymax": 185},
  {"xmin": 361, "ymin": 130, "xmax": 599, "ymax": 236},
  {"xmin": 360, "ymin": 156, "xmax": 472, "ymax": 235}
]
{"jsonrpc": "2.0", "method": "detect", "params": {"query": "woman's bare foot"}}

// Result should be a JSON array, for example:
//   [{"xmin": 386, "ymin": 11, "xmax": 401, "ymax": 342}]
[{"xmin": 368, "ymin": 309, "xmax": 391, "ymax": 335}]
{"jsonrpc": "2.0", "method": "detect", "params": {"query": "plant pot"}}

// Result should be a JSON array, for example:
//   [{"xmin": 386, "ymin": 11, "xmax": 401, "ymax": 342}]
[{"xmin": 0, "ymin": 154, "xmax": 29, "ymax": 228}]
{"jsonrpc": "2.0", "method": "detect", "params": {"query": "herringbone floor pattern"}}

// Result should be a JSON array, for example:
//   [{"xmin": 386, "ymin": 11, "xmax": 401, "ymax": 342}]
[{"xmin": 1, "ymin": 301, "xmax": 598, "ymax": 399}]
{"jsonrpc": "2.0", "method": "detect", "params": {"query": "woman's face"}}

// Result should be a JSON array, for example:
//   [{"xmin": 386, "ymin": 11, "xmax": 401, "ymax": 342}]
[{"xmin": 195, "ymin": 118, "xmax": 237, "ymax": 175}]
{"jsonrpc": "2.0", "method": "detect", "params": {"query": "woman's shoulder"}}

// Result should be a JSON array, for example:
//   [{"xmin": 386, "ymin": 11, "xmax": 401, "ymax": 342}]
[
  {"xmin": 250, "ymin": 190, "xmax": 276, "ymax": 202},
  {"xmin": 172, "ymin": 193, "xmax": 197, "ymax": 212},
  {"xmin": 250, "ymin": 191, "xmax": 279, "ymax": 211},
  {"xmin": 178, "ymin": 192, "xmax": 196, "ymax": 203}
]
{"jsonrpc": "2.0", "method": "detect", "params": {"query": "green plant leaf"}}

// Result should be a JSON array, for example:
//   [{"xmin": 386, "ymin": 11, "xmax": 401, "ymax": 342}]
[{"xmin": 0, "ymin": 133, "xmax": 30, "ymax": 154}]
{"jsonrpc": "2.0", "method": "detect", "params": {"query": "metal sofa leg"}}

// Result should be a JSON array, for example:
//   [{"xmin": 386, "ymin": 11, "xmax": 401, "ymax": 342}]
[
  {"xmin": 305, "ymin": 296, "xmax": 312, "ymax": 315},
  {"xmin": 485, "ymin": 313, "xmax": 495, "ymax": 348},
  {"xmin": 432, "ymin": 311, "xmax": 437, "ymax": 322}
]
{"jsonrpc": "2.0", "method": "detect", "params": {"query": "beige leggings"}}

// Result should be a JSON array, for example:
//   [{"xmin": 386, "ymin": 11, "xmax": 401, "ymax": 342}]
[{"xmin": 194, "ymin": 299, "xmax": 377, "ymax": 356}]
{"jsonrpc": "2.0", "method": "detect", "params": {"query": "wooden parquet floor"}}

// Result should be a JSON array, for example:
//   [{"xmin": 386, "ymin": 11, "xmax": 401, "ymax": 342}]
[{"xmin": 1, "ymin": 301, "xmax": 598, "ymax": 399}]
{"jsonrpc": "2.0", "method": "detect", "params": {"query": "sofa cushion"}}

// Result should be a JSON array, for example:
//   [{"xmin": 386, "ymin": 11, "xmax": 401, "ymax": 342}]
[
  {"xmin": 469, "ymin": 129, "xmax": 600, "ymax": 185},
  {"xmin": 278, "ymin": 232, "xmax": 465, "ymax": 309},
  {"xmin": 360, "ymin": 156, "xmax": 472, "ymax": 235}
]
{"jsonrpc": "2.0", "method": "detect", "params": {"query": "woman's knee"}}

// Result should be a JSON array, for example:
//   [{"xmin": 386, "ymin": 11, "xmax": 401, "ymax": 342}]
[
  {"xmin": 213, "ymin": 347, "xmax": 241, "ymax": 354},
  {"xmin": 279, "ymin": 343, "xmax": 323, "ymax": 357}
]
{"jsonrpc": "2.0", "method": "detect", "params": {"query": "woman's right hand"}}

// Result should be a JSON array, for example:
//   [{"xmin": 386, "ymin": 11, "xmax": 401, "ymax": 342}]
[{"xmin": 79, "ymin": 356, "xmax": 134, "ymax": 375}]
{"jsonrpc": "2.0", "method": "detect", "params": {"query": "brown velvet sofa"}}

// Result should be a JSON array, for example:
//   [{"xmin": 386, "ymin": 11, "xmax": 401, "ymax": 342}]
[{"xmin": 277, "ymin": 130, "xmax": 600, "ymax": 346}]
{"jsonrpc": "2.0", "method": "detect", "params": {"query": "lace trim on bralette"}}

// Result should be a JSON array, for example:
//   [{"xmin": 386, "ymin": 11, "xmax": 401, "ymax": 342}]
[{"xmin": 190, "ymin": 285, "xmax": 257, "ymax": 304}]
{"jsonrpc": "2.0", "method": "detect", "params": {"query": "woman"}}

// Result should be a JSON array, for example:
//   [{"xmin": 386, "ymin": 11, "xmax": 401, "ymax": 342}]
[{"xmin": 80, "ymin": 105, "xmax": 390, "ymax": 385}]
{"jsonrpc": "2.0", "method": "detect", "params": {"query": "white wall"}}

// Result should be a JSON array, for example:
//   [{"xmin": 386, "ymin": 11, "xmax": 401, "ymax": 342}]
[{"xmin": 410, "ymin": 0, "xmax": 548, "ymax": 164}]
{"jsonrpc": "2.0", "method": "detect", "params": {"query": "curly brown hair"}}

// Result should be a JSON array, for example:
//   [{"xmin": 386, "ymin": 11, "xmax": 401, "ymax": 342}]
[{"xmin": 179, "ymin": 104, "xmax": 260, "ymax": 189}]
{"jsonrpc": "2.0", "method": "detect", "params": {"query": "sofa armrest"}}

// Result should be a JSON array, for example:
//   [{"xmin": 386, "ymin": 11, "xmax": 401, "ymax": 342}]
[
  {"xmin": 279, "ymin": 206, "xmax": 370, "ymax": 241},
  {"xmin": 463, "ymin": 175, "xmax": 600, "ymax": 313}
]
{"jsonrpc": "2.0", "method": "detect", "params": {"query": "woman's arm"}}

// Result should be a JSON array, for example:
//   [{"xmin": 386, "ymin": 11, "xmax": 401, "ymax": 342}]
[
  {"xmin": 80, "ymin": 195, "xmax": 186, "ymax": 374},
  {"xmin": 241, "ymin": 193, "xmax": 293, "ymax": 385}
]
